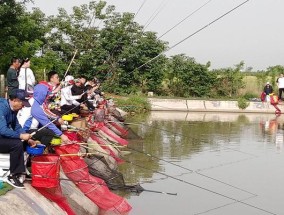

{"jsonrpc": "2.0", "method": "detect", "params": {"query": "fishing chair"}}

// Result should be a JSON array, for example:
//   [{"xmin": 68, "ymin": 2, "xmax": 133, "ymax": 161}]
[{"xmin": 0, "ymin": 153, "xmax": 30, "ymax": 183}]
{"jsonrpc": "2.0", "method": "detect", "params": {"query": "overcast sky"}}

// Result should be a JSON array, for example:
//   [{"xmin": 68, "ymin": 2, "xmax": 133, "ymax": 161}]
[{"xmin": 26, "ymin": 0, "xmax": 284, "ymax": 71}]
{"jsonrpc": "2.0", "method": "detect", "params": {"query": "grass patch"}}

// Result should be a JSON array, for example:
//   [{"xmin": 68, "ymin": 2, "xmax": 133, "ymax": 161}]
[{"xmin": 0, "ymin": 183, "xmax": 14, "ymax": 196}]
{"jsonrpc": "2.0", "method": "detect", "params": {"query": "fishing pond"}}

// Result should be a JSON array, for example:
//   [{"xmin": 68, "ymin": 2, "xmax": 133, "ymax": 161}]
[{"xmin": 117, "ymin": 111, "xmax": 284, "ymax": 215}]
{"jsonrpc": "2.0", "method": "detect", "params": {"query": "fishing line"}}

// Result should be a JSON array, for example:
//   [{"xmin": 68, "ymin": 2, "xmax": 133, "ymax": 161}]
[
  {"xmin": 86, "ymin": 146, "xmax": 276, "ymax": 215},
  {"xmin": 90, "ymin": 124, "xmax": 258, "ymax": 196},
  {"xmin": 136, "ymin": 0, "xmax": 251, "ymax": 70},
  {"xmin": 158, "ymin": 0, "xmax": 214, "ymax": 39},
  {"xmin": 194, "ymin": 194, "xmax": 258, "ymax": 215},
  {"xmin": 123, "ymin": 121, "xmax": 258, "ymax": 157}
]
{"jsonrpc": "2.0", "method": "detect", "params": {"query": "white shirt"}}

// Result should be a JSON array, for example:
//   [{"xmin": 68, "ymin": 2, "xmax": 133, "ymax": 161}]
[
  {"xmin": 278, "ymin": 77, "xmax": 284, "ymax": 88},
  {"xmin": 17, "ymin": 98, "xmax": 39, "ymax": 130},
  {"xmin": 60, "ymin": 85, "xmax": 82, "ymax": 106},
  {"xmin": 18, "ymin": 67, "xmax": 36, "ymax": 90}
]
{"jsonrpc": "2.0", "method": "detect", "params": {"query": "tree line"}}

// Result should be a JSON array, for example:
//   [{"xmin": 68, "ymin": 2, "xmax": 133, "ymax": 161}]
[{"xmin": 1, "ymin": 0, "xmax": 283, "ymax": 98}]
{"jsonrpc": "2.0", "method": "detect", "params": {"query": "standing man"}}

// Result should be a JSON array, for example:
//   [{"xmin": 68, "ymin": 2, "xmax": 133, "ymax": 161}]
[
  {"xmin": 0, "ymin": 89, "xmax": 32, "ymax": 188},
  {"xmin": 277, "ymin": 74, "xmax": 284, "ymax": 101},
  {"xmin": 6, "ymin": 57, "xmax": 21, "ymax": 96}
]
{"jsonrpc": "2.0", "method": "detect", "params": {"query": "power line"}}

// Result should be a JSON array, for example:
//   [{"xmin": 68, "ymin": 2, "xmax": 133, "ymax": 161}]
[{"xmin": 158, "ymin": 0, "xmax": 214, "ymax": 39}]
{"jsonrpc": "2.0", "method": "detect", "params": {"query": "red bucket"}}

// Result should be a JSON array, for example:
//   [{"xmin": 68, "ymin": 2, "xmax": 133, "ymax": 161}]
[{"xmin": 31, "ymin": 154, "xmax": 60, "ymax": 188}]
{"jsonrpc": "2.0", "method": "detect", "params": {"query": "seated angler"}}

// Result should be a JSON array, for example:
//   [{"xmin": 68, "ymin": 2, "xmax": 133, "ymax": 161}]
[
  {"xmin": 60, "ymin": 75, "xmax": 84, "ymax": 115},
  {"xmin": 71, "ymin": 76, "xmax": 94, "ymax": 111},
  {"xmin": 31, "ymin": 83, "xmax": 71, "ymax": 144},
  {"xmin": 0, "ymin": 90, "xmax": 33, "ymax": 188}
]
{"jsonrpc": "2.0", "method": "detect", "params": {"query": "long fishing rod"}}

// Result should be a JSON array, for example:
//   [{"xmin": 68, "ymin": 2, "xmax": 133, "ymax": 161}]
[
  {"xmin": 97, "ymin": 122, "xmax": 257, "ymax": 196},
  {"xmin": 134, "ymin": 0, "xmax": 148, "ymax": 19},
  {"xmin": 143, "ymin": 0, "xmax": 169, "ymax": 30},
  {"xmin": 136, "ymin": 0, "xmax": 251, "ymax": 70},
  {"xmin": 26, "ymin": 175, "xmax": 177, "ymax": 196},
  {"xmin": 81, "ymin": 146, "xmax": 277, "ymax": 215},
  {"xmin": 158, "ymin": 0, "xmax": 213, "ymax": 39}
]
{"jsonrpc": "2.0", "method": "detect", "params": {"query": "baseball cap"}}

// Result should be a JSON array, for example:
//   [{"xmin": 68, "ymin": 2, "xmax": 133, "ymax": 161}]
[{"xmin": 13, "ymin": 89, "xmax": 31, "ymax": 107}]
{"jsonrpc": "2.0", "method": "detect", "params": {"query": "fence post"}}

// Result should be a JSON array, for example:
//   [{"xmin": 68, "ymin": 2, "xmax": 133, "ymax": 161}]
[{"xmin": 0, "ymin": 75, "xmax": 5, "ymax": 98}]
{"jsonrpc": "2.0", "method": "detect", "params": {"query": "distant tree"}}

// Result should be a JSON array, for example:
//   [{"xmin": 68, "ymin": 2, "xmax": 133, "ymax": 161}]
[
  {"xmin": 165, "ymin": 54, "xmax": 216, "ymax": 97},
  {"xmin": 0, "ymin": 0, "xmax": 46, "ymax": 73},
  {"xmin": 213, "ymin": 61, "xmax": 245, "ymax": 97}
]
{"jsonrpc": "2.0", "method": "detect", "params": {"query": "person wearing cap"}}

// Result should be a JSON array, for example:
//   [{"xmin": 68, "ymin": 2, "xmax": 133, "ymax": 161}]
[
  {"xmin": 0, "ymin": 89, "xmax": 33, "ymax": 188},
  {"xmin": 264, "ymin": 82, "xmax": 273, "ymax": 96}
]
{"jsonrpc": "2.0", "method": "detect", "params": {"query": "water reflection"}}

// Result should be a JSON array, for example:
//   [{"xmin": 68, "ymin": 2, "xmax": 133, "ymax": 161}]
[{"xmin": 118, "ymin": 112, "xmax": 284, "ymax": 215}]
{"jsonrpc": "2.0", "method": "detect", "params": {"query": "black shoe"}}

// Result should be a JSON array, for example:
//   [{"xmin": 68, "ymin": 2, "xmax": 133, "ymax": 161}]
[{"xmin": 6, "ymin": 175, "xmax": 25, "ymax": 189}]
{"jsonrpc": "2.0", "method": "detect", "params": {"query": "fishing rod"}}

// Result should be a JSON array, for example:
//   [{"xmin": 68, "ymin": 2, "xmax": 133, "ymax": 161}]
[
  {"xmin": 123, "ymin": 120, "xmax": 258, "ymax": 157},
  {"xmin": 134, "ymin": 0, "xmax": 148, "ymax": 19},
  {"xmin": 158, "ymin": 0, "xmax": 213, "ymax": 39},
  {"xmin": 26, "ymin": 175, "xmax": 177, "ymax": 196},
  {"xmin": 64, "ymin": 49, "xmax": 78, "ymax": 79},
  {"xmin": 96, "ymin": 121, "xmax": 258, "ymax": 196},
  {"xmin": 78, "ymin": 146, "xmax": 277, "ymax": 215},
  {"xmin": 136, "ymin": 0, "xmax": 251, "ymax": 71},
  {"xmin": 143, "ymin": 0, "xmax": 169, "ymax": 30}
]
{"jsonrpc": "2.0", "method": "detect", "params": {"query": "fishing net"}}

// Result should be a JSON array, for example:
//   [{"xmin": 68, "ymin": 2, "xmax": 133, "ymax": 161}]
[
  {"xmin": 53, "ymin": 142, "xmax": 132, "ymax": 214},
  {"xmin": 83, "ymin": 152, "xmax": 143, "ymax": 193},
  {"xmin": 89, "ymin": 133, "xmax": 124, "ymax": 164}
]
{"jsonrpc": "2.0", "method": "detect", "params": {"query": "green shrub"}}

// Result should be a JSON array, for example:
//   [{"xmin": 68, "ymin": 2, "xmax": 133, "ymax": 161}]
[
  {"xmin": 114, "ymin": 96, "xmax": 151, "ymax": 113},
  {"xmin": 237, "ymin": 97, "xmax": 249, "ymax": 109},
  {"xmin": 242, "ymin": 92, "xmax": 259, "ymax": 100}
]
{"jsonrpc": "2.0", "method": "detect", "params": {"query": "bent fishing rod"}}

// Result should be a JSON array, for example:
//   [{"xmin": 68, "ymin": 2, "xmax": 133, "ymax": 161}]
[
  {"xmin": 75, "ymin": 145, "xmax": 276, "ymax": 215},
  {"xmin": 130, "ymin": 0, "xmax": 251, "ymax": 73}
]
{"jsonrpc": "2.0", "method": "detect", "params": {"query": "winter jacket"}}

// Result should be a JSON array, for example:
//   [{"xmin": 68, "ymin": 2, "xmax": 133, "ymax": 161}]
[
  {"xmin": 0, "ymin": 98, "xmax": 25, "ymax": 138},
  {"xmin": 31, "ymin": 84, "xmax": 62, "ymax": 136}
]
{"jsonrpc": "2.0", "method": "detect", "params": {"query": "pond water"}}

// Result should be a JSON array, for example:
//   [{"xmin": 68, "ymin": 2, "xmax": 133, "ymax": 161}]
[{"xmin": 117, "ymin": 111, "xmax": 284, "ymax": 215}]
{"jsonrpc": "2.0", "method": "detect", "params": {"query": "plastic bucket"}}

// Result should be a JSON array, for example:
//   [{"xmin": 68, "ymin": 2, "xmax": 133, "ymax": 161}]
[{"xmin": 31, "ymin": 154, "xmax": 60, "ymax": 188}]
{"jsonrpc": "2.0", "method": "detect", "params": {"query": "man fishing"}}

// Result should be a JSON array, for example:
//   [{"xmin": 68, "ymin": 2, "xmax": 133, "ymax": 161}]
[
  {"xmin": 0, "ymin": 89, "xmax": 33, "ymax": 188},
  {"xmin": 31, "ymin": 83, "xmax": 70, "ymax": 144}
]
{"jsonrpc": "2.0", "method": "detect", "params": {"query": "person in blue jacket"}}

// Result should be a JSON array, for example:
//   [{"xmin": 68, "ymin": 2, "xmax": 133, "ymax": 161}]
[
  {"xmin": 0, "ymin": 89, "xmax": 32, "ymax": 188},
  {"xmin": 31, "ymin": 83, "xmax": 70, "ymax": 144}
]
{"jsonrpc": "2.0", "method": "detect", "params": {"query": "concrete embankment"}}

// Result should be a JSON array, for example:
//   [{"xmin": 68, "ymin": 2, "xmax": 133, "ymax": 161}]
[
  {"xmin": 0, "ymin": 172, "xmax": 99, "ymax": 215},
  {"xmin": 148, "ymin": 98, "xmax": 282, "ymax": 113}
]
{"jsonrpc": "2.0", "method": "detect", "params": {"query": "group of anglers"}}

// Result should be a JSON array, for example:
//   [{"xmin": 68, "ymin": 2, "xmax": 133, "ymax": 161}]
[
  {"xmin": 261, "ymin": 74, "xmax": 284, "ymax": 114},
  {"xmin": 1, "ymin": 57, "xmax": 133, "ymax": 214}
]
